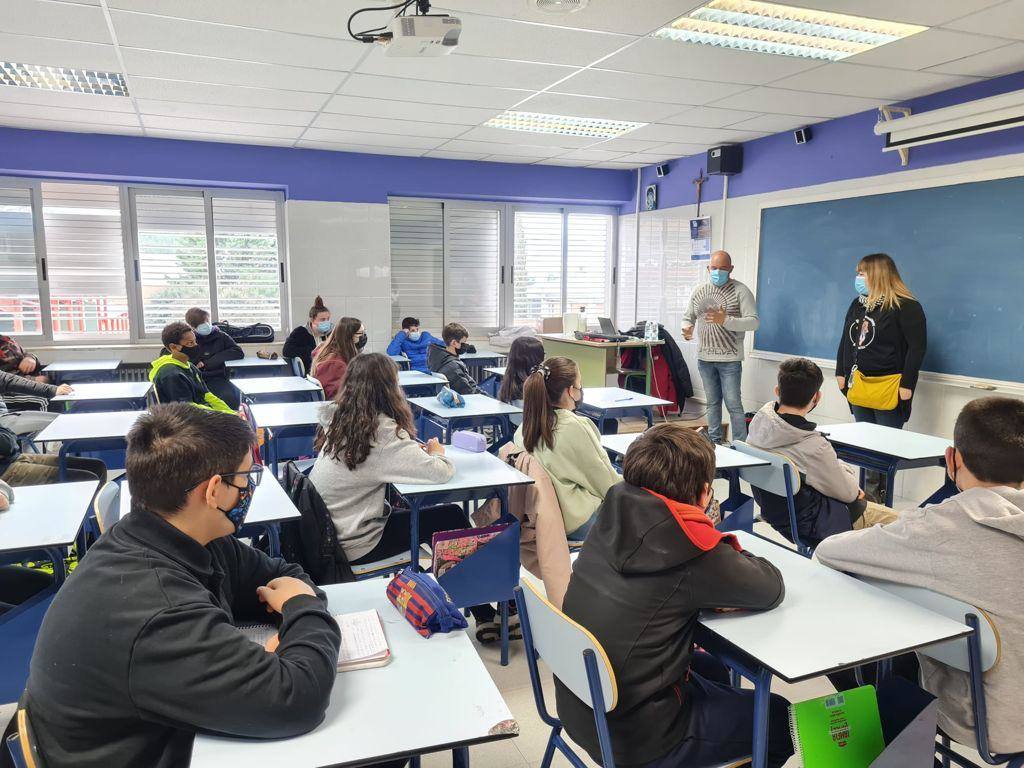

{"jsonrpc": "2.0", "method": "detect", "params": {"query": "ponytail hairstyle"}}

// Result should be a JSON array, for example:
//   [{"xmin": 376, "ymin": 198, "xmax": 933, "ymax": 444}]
[
  {"xmin": 858, "ymin": 253, "xmax": 915, "ymax": 311},
  {"xmin": 312, "ymin": 316, "xmax": 362, "ymax": 373},
  {"xmin": 521, "ymin": 356, "xmax": 579, "ymax": 453},
  {"xmin": 498, "ymin": 335, "xmax": 545, "ymax": 404},
  {"xmin": 308, "ymin": 295, "xmax": 329, "ymax": 320}
]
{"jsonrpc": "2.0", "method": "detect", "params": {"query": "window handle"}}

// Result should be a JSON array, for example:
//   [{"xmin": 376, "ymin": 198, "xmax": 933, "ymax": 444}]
[
  {"xmin": 40, "ymin": 258, "xmax": 47, "ymax": 282},
  {"xmin": 279, "ymin": 262, "xmax": 285, "ymax": 283},
  {"xmin": 500, "ymin": 266, "xmax": 505, "ymax": 284},
  {"xmin": 612, "ymin": 266, "xmax": 617, "ymax": 285},
  {"xmin": 133, "ymin": 259, "xmax": 140, "ymax": 282}
]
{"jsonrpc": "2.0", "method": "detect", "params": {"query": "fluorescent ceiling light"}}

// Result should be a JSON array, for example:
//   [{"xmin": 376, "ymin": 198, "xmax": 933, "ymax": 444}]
[
  {"xmin": 484, "ymin": 111, "xmax": 645, "ymax": 139},
  {"xmin": 654, "ymin": 0, "xmax": 927, "ymax": 61},
  {"xmin": 0, "ymin": 62, "xmax": 129, "ymax": 96}
]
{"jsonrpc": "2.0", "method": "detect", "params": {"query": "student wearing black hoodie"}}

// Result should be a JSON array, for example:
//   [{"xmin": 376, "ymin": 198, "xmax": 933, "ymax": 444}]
[
  {"xmin": 426, "ymin": 322, "xmax": 482, "ymax": 395},
  {"xmin": 556, "ymin": 423, "xmax": 792, "ymax": 768},
  {"xmin": 186, "ymin": 307, "xmax": 245, "ymax": 409}
]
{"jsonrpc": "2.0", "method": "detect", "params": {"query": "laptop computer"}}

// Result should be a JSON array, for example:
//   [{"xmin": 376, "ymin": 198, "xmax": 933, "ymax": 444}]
[{"xmin": 575, "ymin": 317, "xmax": 629, "ymax": 342}]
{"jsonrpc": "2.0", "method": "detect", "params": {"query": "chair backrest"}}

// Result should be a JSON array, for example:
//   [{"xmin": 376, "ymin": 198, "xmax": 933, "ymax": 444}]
[
  {"xmin": 7, "ymin": 703, "xmax": 44, "ymax": 768},
  {"xmin": 732, "ymin": 441, "xmax": 802, "ymax": 497},
  {"xmin": 290, "ymin": 357, "xmax": 305, "ymax": 377},
  {"xmin": 93, "ymin": 481, "xmax": 121, "ymax": 535},
  {"xmin": 518, "ymin": 578, "xmax": 617, "ymax": 712},
  {"xmin": 859, "ymin": 577, "xmax": 999, "ymax": 673}
]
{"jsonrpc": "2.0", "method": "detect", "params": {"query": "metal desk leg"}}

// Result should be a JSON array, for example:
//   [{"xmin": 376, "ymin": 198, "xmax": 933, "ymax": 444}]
[
  {"xmin": 751, "ymin": 666, "xmax": 774, "ymax": 768},
  {"xmin": 645, "ymin": 344, "xmax": 653, "ymax": 396},
  {"xmin": 452, "ymin": 746, "xmax": 469, "ymax": 768},
  {"xmin": 644, "ymin": 406, "xmax": 653, "ymax": 428},
  {"xmin": 409, "ymin": 497, "xmax": 423, "ymax": 572},
  {"xmin": 496, "ymin": 486, "xmax": 511, "ymax": 667},
  {"xmin": 920, "ymin": 473, "xmax": 958, "ymax": 507},
  {"xmin": 884, "ymin": 461, "xmax": 899, "ymax": 505},
  {"xmin": 58, "ymin": 442, "xmax": 72, "ymax": 482},
  {"xmin": 266, "ymin": 523, "xmax": 281, "ymax": 558},
  {"xmin": 44, "ymin": 547, "xmax": 68, "ymax": 587}
]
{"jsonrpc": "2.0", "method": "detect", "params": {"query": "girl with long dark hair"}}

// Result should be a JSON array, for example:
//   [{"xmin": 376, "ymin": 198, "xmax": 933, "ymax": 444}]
[{"xmin": 310, "ymin": 316, "xmax": 365, "ymax": 400}]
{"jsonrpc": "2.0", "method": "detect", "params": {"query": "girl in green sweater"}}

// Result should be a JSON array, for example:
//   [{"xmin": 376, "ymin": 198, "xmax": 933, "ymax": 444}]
[{"xmin": 513, "ymin": 356, "xmax": 622, "ymax": 540}]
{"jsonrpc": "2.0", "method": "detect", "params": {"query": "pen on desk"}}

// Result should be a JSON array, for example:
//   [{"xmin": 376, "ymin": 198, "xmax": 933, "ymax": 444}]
[{"xmin": 614, "ymin": 397, "xmax": 632, "ymax": 402}]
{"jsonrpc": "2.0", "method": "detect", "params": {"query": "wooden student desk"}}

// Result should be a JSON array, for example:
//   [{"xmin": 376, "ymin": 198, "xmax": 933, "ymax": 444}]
[{"xmin": 538, "ymin": 333, "xmax": 662, "ymax": 393}]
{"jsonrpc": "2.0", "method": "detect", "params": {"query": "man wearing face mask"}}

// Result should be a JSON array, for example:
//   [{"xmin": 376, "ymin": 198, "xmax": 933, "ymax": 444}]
[
  {"xmin": 681, "ymin": 250, "xmax": 759, "ymax": 444},
  {"xmin": 185, "ymin": 307, "xmax": 244, "ymax": 409},
  {"xmin": 150, "ymin": 322, "xmax": 235, "ymax": 413},
  {"xmin": 20, "ymin": 404, "xmax": 341, "ymax": 767},
  {"xmin": 386, "ymin": 316, "xmax": 444, "ymax": 374}
]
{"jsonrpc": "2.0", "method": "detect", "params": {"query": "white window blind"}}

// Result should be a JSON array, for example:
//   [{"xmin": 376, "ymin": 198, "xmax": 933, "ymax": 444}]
[
  {"xmin": 444, "ymin": 206, "xmax": 500, "ymax": 332},
  {"xmin": 41, "ymin": 182, "xmax": 129, "ymax": 340},
  {"xmin": 389, "ymin": 199, "xmax": 444, "ymax": 332},
  {"xmin": 0, "ymin": 187, "xmax": 41, "ymax": 335},
  {"xmin": 134, "ymin": 193, "xmax": 211, "ymax": 334},
  {"xmin": 513, "ymin": 211, "xmax": 562, "ymax": 327},
  {"xmin": 212, "ymin": 197, "xmax": 282, "ymax": 328},
  {"xmin": 566, "ymin": 213, "xmax": 612, "ymax": 324},
  {"xmin": 615, "ymin": 214, "xmax": 637, "ymax": 329}
]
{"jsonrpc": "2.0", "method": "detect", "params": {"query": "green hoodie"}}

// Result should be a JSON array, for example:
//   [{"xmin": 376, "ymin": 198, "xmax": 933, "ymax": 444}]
[{"xmin": 149, "ymin": 354, "xmax": 234, "ymax": 413}]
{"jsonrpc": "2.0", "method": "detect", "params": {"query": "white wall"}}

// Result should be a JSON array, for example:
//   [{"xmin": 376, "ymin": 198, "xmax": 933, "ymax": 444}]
[{"xmin": 623, "ymin": 152, "xmax": 1024, "ymax": 502}]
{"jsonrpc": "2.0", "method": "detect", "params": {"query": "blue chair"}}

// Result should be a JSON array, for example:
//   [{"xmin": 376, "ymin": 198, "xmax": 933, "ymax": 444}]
[
  {"xmin": 731, "ymin": 442, "xmax": 809, "ymax": 557},
  {"xmin": 861, "ymin": 579, "xmax": 1024, "ymax": 768},
  {"xmin": 93, "ymin": 481, "xmax": 121, "ymax": 535},
  {"xmin": 5, "ymin": 702, "xmax": 44, "ymax": 768},
  {"xmin": 290, "ymin": 357, "xmax": 305, "ymax": 378}
]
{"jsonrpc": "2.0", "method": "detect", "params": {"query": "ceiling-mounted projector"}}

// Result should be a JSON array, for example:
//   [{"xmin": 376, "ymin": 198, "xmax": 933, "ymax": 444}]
[
  {"xmin": 530, "ymin": 0, "xmax": 590, "ymax": 12},
  {"xmin": 385, "ymin": 14, "xmax": 461, "ymax": 56}
]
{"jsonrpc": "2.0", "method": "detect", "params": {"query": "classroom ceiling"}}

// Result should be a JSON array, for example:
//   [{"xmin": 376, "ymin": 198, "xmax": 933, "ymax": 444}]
[{"xmin": 2, "ymin": 0, "xmax": 1024, "ymax": 168}]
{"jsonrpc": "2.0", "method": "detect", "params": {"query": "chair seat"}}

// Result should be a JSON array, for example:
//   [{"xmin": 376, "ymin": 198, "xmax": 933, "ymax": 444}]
[{"xmin": 351, "ymin": 551, "xmax": 414, "ymax": 579}]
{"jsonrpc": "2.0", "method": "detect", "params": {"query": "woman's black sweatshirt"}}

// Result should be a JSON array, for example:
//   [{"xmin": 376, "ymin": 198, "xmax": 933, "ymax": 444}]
[{"xmin": 836, "ymin": 297, "xmax": 927, "ymax": 391}]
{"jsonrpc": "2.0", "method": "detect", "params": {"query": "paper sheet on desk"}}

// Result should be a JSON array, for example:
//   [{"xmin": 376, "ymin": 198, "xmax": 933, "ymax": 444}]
[{"xmin": 239, "ymin": 609, "xmax": 391, "ymax": 672}]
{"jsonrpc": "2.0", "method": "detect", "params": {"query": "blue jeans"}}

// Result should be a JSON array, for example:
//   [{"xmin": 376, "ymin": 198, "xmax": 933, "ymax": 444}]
[
  {"xmin": 697, "ymin": 360, "xmax": 746, "ymax": 444},
  {"xmin": 851, "ymin": 404, "xmax": 906, "ymax": 429},
  {"xmin": 567, "ymin": 512, "xmax": 597, "ymax": 542}
]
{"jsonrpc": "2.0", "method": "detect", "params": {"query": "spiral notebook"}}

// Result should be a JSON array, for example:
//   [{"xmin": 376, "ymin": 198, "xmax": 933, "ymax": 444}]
[
  {"xmin": 240, "ymin": 609, "xmax": 391, "ymax": 673},
  {"xmin": 789, "ymin": 685, "xmax": 885, "ymax": 767}
]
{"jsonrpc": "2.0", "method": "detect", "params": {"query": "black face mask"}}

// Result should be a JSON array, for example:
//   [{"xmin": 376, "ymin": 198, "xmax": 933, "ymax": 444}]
[
  {"xmin": 356, "ymin": 334, "xmax": 368, "ymax": 351},
  {"xmin": 181, "ymin": 345, "xmax": 202, "ymax": 363}
]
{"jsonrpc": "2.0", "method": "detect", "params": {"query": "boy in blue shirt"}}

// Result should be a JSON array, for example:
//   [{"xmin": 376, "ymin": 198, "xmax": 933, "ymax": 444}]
[{"xmin": 386, "ymin": 317, "xmax": 442, "ymax": 373}]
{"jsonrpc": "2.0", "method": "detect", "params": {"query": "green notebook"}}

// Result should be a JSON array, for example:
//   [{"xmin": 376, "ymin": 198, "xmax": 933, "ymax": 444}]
[{"xmin": 789, "ymin": 685, "xmax": 885, "ymax": 767}]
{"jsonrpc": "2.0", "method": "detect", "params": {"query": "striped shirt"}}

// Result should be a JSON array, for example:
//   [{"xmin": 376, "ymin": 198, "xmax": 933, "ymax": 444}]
[{"xmin": 681, "ymin": 279, "xmax": 760, "ymax": 362}]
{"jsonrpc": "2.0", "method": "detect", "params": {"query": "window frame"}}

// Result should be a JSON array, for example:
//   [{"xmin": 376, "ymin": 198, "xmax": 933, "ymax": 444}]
[{"xmin": 0, "ymin": 175, "xmax": 288, "ymax": 346}]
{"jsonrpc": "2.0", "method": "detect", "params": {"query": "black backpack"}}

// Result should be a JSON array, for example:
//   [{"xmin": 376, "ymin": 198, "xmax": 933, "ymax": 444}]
[
  {"xmin": 278, "ymin": 462, "xmax": 355, "ymax": 585},
  {"xmin": 214, "ymin": 321, "xmax": 275, "ymax": 344}
]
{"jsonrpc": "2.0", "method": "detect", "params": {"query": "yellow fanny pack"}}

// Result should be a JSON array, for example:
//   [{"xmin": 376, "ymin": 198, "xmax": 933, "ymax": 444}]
[{"xmin": 847, "ymin": 369, "xmax": 901, "ymax": 411}]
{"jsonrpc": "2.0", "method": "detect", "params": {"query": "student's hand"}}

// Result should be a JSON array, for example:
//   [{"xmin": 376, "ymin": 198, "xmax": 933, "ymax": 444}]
[
  {"xmin": 17, "ymin": 357, "xmax": 35, "ymax": 374},
  {"xmin": 0, "ymin": 494, "xmax": 8, "ymax": 511},
  {"xmin": 705, "ymin": 307, "xmax": 727, "ymax": 325},
  {"xmin": 424, "ymin": 438, "xmax": 445, "ymax": 456},
  {"xmin": 264, "ymin": 633, "xmax": 280, "ymax": 653},
  {"xmin": 836, "ymin": 376, "xmax": 846, "ymax": 391},
  {"xmin": 713, "ymin": 607, "xmax": 741, "ymax": 613},
  {"xmin": 196, "ymin": 361, "xmax": 205, "ymax": 369},
  {"xmin": 682, "ymin": 325, "xmax": 694, "ymax": 341},
  {"xmin": 256, "ymin": 577, "xmax": 315, "ymax": 615},
  {"xmin": 56, "ymin": 384, "xmax": 73, "ymax": 395},
  {"xmin": 899, "ymin": 387, "xmax": 912, "ymax": 401}
]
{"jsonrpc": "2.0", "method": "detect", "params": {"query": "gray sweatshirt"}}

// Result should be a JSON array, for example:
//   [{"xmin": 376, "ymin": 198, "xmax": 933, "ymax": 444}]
[
  {"xmin": 681, "ymin": 278, "xmax": 759, "ymax": 362},
  {"xmin": 308, "ymin": 414, "xmax": 454, "ymax": 561},
  {"xmin": 746, "ymin": 401, "xmax": 860, "ymax": 503},
  {"xmin": 814, "ymin": 486, "xmax": 1024, "ymax": 754}
]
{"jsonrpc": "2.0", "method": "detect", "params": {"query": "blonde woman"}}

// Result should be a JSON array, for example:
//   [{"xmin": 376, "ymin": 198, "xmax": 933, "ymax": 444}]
[{"xmin": 836, "ymin": 253, "xmax": 927, "ymax": 430}]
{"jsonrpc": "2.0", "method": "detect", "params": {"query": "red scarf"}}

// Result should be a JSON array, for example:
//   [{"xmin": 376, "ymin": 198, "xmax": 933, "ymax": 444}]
[{"xmin": 644, "ymin": 488, "xmax": 741, "ymax": 553}]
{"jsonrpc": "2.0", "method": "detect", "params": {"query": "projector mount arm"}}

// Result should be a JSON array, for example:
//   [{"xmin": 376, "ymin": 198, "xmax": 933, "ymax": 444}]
[{"xmin": 349, "ymin": 0, "xmax": 434, "ymax": 44}]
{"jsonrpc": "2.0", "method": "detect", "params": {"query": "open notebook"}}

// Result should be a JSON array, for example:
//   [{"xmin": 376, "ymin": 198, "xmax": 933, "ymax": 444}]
[{"xmin": 240, "ymin": 609, "xmax": 391, "ymax": 673}]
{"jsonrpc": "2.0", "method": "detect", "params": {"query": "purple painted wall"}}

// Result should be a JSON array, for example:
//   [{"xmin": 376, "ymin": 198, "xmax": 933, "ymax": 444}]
[
  {"xmin": 626, "ymin": 69, "xmax": 1024, "ymax": 214},
  {"xmin": 0, "ymin": 127, "xmax": 634, "ymax": 206}
]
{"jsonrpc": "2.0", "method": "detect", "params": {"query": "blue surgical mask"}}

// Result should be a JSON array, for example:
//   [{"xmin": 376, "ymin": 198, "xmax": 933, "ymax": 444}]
[
  {"xmin": 195, "ymin": 322, "xmax": 213, "ymax": 336},
  {"xmin": 855, "ymin": 275, "xmax": 869, "ymax": 296},
  {"xmin": 710, "ymin": 269, "xmax": 729, "ymax": 288},
  {"xmin": 218, "ymin": 475, "xmax": 257, "ymax": 533},
  {"xmin": 316, "ymin": 320, "xmax": 333, "ymax": 335},
  {"xmin": 408, "ymin": 331, "xmax": 422, "ymax": 342}
]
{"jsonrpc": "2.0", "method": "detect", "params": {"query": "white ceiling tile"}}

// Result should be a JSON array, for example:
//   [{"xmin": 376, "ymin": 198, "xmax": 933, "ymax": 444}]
[
  {"xmin": 945, "ymin": 0, "xmax": 1024, "ymax": 40},
  {"xmin": 621, "ymin": 152, "xmax": 679, "ymax": 163},
  {"xmin": 481, "ymin": 154, "xmax": 545, "ymax": 164},
  {"xmin": 514, "ymin": 92, "xmax": 683, "ymax": 123},
  {"xmin": 661, "ymin": 105, "xmax": 763, "ymax": 128},
  {"xmin": 142, "ymin": 115, "xmax": 305, "ymax": 138},
  {"xmin": 323, "ymin": 95, "xmax": 498, "ymax": 125},
  {"xmin": 454, "ymin": 126, "xmax": 595, "ymax": 148},
  {"xmin": 844, "ymin": 29, "xmax": 1011, "ymax": 70},
  {"xmin": 439, "ymin": 139, "xmax": 563, "ymax": 157},
  {"xmin": 554, "ymin": 148, "xmax": 629, "ymax": 162},
  {"xmin": 601, "ymin": 37, "xmax": 821, "ymax": 85},
  {"xmin": 781, "ymin": 0, "xmax": 1005, "ymax": 26},
  {"xmin": 553, "ymin": 68, "xmax": 750, "ymax": 106},
  {"xmin": 136, "ymin": 99, "xmax": 314, "ymax": 126},
  {"xmin": 536, "ymin": 158, "xmax": 595, "ymax": 167},
  {"xmin": 451, "ymin": 13, "xmax": 632, "ymax": 66},
  {"xmin": 587, "ymin": 137, "xmax": 668, "ymax": 153},
  {"xmin": 300, "ymin": 127, "xmax": 444, "ymax": 150},
  {"xmin": 650, "ymin": 142, "xmax": 714, "ymax": 156},
  {"xmin": 3, "ymin": 0, "xmax": 111, "ymax": 43},
  {"xmin": 129, "ymin": 78, "xmax": 327, "ymax": 110},
  {"xmin": 121, "ymin": 49, "xmax": 346, "ymax": 92},
  {"xmin": 772, "ymin": 63, "xmax": 980, "ymax": 100},
  {"xmin": 0, "ymin": 100, "xmax": 140, "ymax": 126},
  {"xmin": 145, "ymin": 129, "xmax": 297, "ymax": 146},
  {"xmin": 311, "ymin": 113, "xmax": 471, "ymax": 139},
  {"xmin": 926, "ymin": 41, "xmax": 1024, "ymax": 77},
  {"xmin": 424, "ymin": 150, "xmax": 489, "ymax": 161},
  {"xmin": 588, "ymin": 161, "xmax": 643, "ymax": 169},
  {"xmin": 709, "ymin": 87, "xmax": 885, "ymax": 118},
  {"xmin": 356, "ymin": 47, "xmax": 574, "ymax": 90},
  {"xmin": 0, "ymin": 85, "xmax": 137, "ymax": 112},
  {"xmin": 727, "ymin": 113, "xmax": 823, "ymax": 133},
  {"xmin": 110, "ymin": 11, "xmax": 366, "ymax": 71},
  {"xmin": 295, "ymin": 140, "xmax": 427, "ymax": 156},
  {"xmin": 0, "ymin": 32, "xmax": 119, "ymax": 71},
  {"xmin": 0, "ymin": 116, "xmax": 142, "ymax": 136},
  {"xmin": 340, "ymin": 74, "xmax": 530, "ymax": 109},
  {"xmin": 432, "ymin": 1, "xmax": 702, "ymax": 36},
  {"xmin": 625, "ymin": 124, "xmax": 762, "ymax": 144}
]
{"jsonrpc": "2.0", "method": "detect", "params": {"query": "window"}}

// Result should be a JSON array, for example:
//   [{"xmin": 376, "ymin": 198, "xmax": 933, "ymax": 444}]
[
  {"xmin": 389, "ymin": 199, "xmax": 444, "ymax": 332},
  {"xmin": 445, "ymin": 206, "xmax": 500, "ymax": 330},
  {"xmin": 0, "ymin": 177, "xmax": 287, "ymax": 344},
  {"xmin": 512, "ymin": 211, "xmax": 562, "ymax": 327},
  {"xmin": 566, "ymin": 213, "xmax": 613, "ymax": 321},
  {"xmin": 41, "ymin": 182, "xmax": 129, "ymax": 340}
]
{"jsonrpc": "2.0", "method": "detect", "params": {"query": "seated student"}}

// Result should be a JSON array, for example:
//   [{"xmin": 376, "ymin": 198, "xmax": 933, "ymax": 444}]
[
  {"xmin": 497, "ymin": 335, "xmax": 545, "ymax": 413},
  {"xmin": 427, "ymin": 322, "xmax": 483, "ymax": 396},
  {"xmin": 815, "ymin": 396, "xmax": 1024, "ymax": 757},
  {"xmin": 0, "ymin": 333, "xmax": 48, "ymax": 384},
  {"xmin": 311, "ymin": 316, "xmax": 365, "ymax": 400},
  {"xmin": 0, "ymin": 480, "xmax": 54, "ymax": 616},
  {"xmin": 0, "ymin": 369, "xmax": 72, "ymax": 438},
  {"xmin": 512, "ymin": 356, "xmax": 621, "ymax": 540},
  {"xmin": 747, "ymin": 357, "xmax": 897, "ymax": 548},
  {"xmin": 386, "ymin": 316, "xmax": 443, "ymax": 374},
  {"xmin": 310, "ymin": 353, "xmax": 503, "ymax": 641},
  {"xmin": 557, "ymin": 423, "xmax": 792, "ymax": 768},
  {"xmin": 185, "ymin": 306, "xmax": 244, "ymax": 409},
  {"xmin": 150, "ymin": 322, "xmax": 234, "ymax": 413},
  {"xmin": 283, "ymin": 296, "xmax": 332, "ymax": 374},
  {"xmin": 18, "ymin": 404, "xmax": 341, "ymax": 767},
  {"xmin": 1, "ymin": 421, "xmax": 106, "ymax": 488}
]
